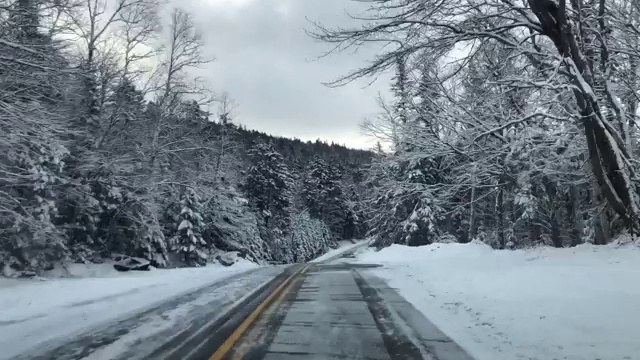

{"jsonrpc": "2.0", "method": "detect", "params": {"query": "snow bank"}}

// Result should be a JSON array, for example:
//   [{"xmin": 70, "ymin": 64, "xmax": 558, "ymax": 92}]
[
  {"xmin": 356, "ymin": 242, "xmax": 640, "ymax": 360},
  {"xmin": 310, "ymin": 239, "xmax": 370, "ymax": 263},
  {"xmin": 0, "ymin": 260, "xmax": 259, "ymax": 359}
]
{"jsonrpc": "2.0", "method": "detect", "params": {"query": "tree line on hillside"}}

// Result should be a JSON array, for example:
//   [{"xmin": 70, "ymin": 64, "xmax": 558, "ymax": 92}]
[
  {"xmin": 0, "ymin": 0, "xmax": 371, "ymax": 275},
  {"xmin": 312, "ymin": 0, "xmax": 640, "ymax": 249}
]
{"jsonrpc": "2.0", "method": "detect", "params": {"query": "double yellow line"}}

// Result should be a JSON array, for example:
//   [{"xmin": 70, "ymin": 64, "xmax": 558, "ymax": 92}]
[{"xmin": 209, "ymin": 265, "xmax": 309, "ymax": 360}]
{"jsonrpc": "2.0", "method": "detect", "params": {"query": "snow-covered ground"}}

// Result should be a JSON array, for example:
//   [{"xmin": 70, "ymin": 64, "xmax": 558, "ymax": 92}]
[
  {"xmin": 310, "ymin": 239, "xmax": 370, "ymax": 263},
  {"xmin": 355, "ymin": 242, "xmax": 640, "ymax": 360},
  {"xmin": 0, "ymin": 259, "xmax": 261, "ymax": 359}
]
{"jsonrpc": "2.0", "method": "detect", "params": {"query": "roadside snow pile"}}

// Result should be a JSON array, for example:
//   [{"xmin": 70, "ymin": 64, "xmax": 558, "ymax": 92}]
[
  {"xmin": 0, "ymin": 260, "xmax": 258, "ymax": 359},
  {"xmin": 310, "ymin": 239, "xmax": 370, "ymax": 263},
  {"xmin": 356, "ymin": 242, "xmax": 640, "ymax": 360}
]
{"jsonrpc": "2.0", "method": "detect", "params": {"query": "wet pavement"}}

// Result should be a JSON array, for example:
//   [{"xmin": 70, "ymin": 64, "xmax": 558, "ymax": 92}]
[
  {"xmin": 11, "ymin": 254, "xmax": 475, "ymax": 360},
  {"xmin": 229, "ymin": 262, "xmax": 475, "ymax": 360},
  {"xmin": 262, "ymin": 266, "xmax": 390, "ymax": 359}
]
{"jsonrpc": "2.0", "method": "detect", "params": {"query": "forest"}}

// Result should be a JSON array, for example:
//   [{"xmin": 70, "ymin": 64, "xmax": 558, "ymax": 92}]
[
  {"xmin": 0, "ymin": 0, "xmax": 372, "ymax": 274},
  {"xmin": 4, "ymin": 0, "xmax": 640, "ymax": 276},
  {"xmin": 312, "ymin": 0, "xmax": 640, "ymax": 250}
]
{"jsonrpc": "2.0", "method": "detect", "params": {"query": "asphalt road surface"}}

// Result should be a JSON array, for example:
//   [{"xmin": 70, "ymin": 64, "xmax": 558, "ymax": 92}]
[{"xmin": 15, "ymin": 253, "xmax": 475, "ymax": 360}]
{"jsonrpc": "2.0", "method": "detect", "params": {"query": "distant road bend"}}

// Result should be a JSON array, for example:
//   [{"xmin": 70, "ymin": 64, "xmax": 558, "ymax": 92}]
[{"xmin": 18, "ymin": 250, "xmax": 475, "ymax": 360}]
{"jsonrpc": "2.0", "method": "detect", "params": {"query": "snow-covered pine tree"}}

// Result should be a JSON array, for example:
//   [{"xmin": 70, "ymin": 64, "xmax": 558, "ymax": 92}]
[
  {"xmin": 95, "ymin": 77, "xmax": 147, "ymax": 150},
  {"xmin": 302, "ymin": 157, "xmax": 352, "ymax": 239},
  {"xmin": 171, "ymin": 187, "xmax": 207, "ymax": 266},
  {"xmin": 135, "ymin": 207, "xmax": 168, "ymax": 267},
  {"xmin": 391, "ymin": 55, "xmax": 410, "ymax": 126},
  {"xmin": 244, "ymin": 142, "xmax": 296, "ymax": 263},
  {"xmin": 0, "ymin": 0, "xmax": 76, "ymax": 274},
  {"xmin": 368, "ymin": 183, "xmax": 440, "ymax": 249},
  {"xmin": 364, "ymin": 59, "xmax": 448, "ymax": 248},
  {"xmin": 202, "ymin": 185, "xmax": 272, "ymax": 263},
  {"xmin": 245, "ymin": 142, "xmax": 294, "ymax": 232},
  {"xmin": 2, "ymin": 141, "xmax": 70, "ymax": 274},
  {"xmin": 289, "ymin": 211, "xmax": 334, "ymax": 262}
]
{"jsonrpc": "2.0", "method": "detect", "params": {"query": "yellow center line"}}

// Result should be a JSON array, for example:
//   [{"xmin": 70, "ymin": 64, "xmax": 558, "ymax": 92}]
[
  {"xmin": 209, "ymin": 265, "xmax": 309, "ymax": 360},
  {"xmin": 230, "ymin": 265, "xmax": 308, "ymax": 360}
]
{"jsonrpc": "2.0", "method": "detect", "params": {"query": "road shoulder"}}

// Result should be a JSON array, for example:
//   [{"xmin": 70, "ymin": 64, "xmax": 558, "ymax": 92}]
[{"xmin": 356, "ymin": 270, "xmax": 475, "ymax": 360}]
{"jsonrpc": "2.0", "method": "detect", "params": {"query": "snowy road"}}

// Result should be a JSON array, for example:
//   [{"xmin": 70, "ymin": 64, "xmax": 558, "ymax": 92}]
[
  {"xmin": 7, "ymin": 246, "xmax": 474, "ymax": 360},
  {"xmin": 230, "ymin": 262, "xmax": 475, "ymax": 360},
  {"xmin": 165, "ymin": 250, "xmax": 474, "ymax": 360}
]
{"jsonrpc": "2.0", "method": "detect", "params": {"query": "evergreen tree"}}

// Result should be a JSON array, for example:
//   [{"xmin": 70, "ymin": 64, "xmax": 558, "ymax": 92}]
[
  {"xmin": 289, "ymin": 211, "xmax": 334, "ymax": 262},
  {"xmin": 391, "ymin": 55, "xmax": 410, "ymax": 126},
  {"xmin": 368, "ymin": 183, "xmax": 441, "ymax": 249},
  {"xmin": 135, "ymin": 207, "xmax": 168, "ymax": 267},
  {"xmin": 202, "ymin": 185, "xmax": 272, "ymax": 263},
  {"xmin": 2, "ymin": 141, "xmax": 70, "ymax": 274},
  {"xmin": 302, "ymin": 158, "xmax": 353, "ymax": 239},
  {"xmin": 95, "ymin": 77, "xmax": 146, "ymax": 150},
  {"xmin": 0, "ymin": 0, "xmax": 76, "ymax": 274},
  {"xmin": 171, "ymin": 187, "xmax": 207, "ymax": 266},
  {"xmin": 245, "ymin": 142, "xmax": 294, "ymax": 232}
]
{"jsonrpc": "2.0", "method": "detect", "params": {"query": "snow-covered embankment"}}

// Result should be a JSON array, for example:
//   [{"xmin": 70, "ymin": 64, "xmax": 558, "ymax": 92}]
[
  {"xmin": 0, "ymin": 260, "xmax": 259, "ymax": 359},
  {"xmin": 355, "ymin": 241, "xmax": 640, "ymax": 360}
]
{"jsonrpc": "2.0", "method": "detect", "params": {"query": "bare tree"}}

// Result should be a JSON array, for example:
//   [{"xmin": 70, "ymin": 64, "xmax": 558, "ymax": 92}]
[
  {"xmin": 93, "ymin": 0, "xmax": 161, "ymax": 149},
  {"xmin": 148, "ymin": 7, "xmax": 213, "ymax": 176},
  {"xmin": 213, "ymin": 92, "xmax": 239, "ymax": 181},
  {"xmin": 69, "ymin": 0, "xmax": 152, "ymax": 126}
]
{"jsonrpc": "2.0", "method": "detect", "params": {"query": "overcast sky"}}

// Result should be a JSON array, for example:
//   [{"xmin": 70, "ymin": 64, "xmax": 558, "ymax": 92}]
[{"xmin": 180, "ymin": 0, "xmax": 390, "ymax": 149}]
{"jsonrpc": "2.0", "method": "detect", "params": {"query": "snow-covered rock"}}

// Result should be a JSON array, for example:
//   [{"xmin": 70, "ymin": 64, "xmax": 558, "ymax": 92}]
[
  {"xmin": 113, "ymin": 256, "xmax": 151, "ymax": 272},
  {"xmin": 216, "ymin": 254, "xmax": 237, "ymax": 267}
]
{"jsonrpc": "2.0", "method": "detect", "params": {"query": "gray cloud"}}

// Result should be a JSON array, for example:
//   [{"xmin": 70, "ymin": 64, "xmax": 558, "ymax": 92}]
[{"xmin": 181, "ymin": 0, "xmax": 390, "ymax": 149}]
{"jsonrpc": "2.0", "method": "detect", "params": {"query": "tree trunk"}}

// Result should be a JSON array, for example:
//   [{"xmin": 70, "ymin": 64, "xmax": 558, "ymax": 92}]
[
  {"xmin": 496, "ymin": 188, "xmax": 505, "ymax": 249},
  {"xmin": 528, "ymin": 0, "xmax": 639, "ymax": 233},
  {"xmin": 542, "ymin": 177, "xmax": 563, "ymax": 248},
  {"xmin": 569, "ymin": 185, "xmax": 584, "ymax": 247},
  {"xmin": 550, "ymin": 205, "xmax": 563, "ymax": 248},
  {"xmin": 468, "ymin": 165, "xmax": 477, "ymax": 242},
  {"xmin": 529, "ymin": 220, "xmax": 541, "ymax": 245},
  {"xmin": 591, "ymin": 171, "xmax": 610, "ymax": 245}
]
